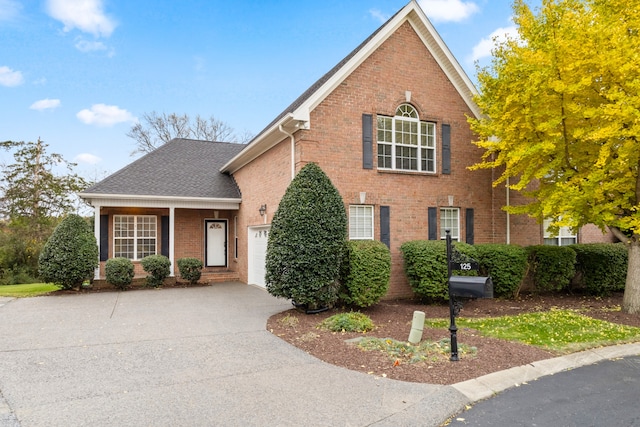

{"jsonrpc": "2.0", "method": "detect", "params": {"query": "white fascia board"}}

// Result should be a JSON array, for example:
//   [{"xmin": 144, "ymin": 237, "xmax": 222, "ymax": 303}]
[
  {"xmin": 79, "ymin": 193, "xmax": 241, "ymax": 210},
  {"xmin": 220, "ymin": 113, "xmax": 297, "ymax": 174}
]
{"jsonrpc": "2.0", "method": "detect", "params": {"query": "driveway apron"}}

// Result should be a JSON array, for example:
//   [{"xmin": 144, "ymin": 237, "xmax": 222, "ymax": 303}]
[{"xmin": 0, "ymin": 283, "xmax": 465, "ymax": 427}]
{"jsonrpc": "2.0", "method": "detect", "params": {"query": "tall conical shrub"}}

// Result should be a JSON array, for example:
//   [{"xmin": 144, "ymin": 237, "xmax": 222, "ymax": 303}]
[
  {"xmin": 265, "ymin": 163, "xmax": 347, "ymax": 310},
  {"xmin": 38, "ymin": 214, "xmax": 98, "ymax": 289}
]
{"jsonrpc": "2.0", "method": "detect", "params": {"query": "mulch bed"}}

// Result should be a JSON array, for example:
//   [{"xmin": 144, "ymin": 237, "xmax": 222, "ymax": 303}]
[{"xmin": 267, "ymin": 293, "xmax": 640, "ymax": 385}]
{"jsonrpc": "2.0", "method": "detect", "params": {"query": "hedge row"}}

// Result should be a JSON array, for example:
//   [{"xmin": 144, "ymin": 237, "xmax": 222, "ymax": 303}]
[{"xmin": 401, "ymin": 241, "xmax": 627, "ymax": 300}]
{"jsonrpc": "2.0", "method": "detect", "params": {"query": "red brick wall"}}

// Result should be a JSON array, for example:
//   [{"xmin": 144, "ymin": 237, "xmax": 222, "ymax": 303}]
[{"xmin": 233, "ymin": 22, "xmax": 516, "ymax": 298}]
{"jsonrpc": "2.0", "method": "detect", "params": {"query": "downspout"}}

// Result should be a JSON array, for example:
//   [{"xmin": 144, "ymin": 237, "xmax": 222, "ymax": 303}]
[{"xmin": 279, "ymin": 125, "xmax": 295, "ymax": 181}]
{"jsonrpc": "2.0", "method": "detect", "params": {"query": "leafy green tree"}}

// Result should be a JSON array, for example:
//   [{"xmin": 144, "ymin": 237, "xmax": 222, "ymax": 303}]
[
  {"xmin": 0, "ymin": 139, "xmax": 89, "ymax": 282},
  {"xmin": 265, "ymin": 163, "xmax": 348, "ymax": 310},
  {"xmin": 469, "ymin": 0, "xmax": 640, "ymax": 313},
  {"xmin": 38, "ymin": 214, "xmax": 98, "ymax": 289}
]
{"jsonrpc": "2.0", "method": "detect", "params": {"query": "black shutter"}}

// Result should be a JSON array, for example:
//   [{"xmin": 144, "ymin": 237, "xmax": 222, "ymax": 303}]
[
  {"xmin": 428, "ymin": 207, "xmax": 438, "ymax": 240},
  {"xmin": 442, "ymin": 123, "xmax": 451, "ymax": 175},
  {"xmin": 380, "ymin": 206, "xmax": 390, "ymax": 248},
  {"xmin": 161, "ymin": 216, "xmax": 169, "ymax": 257},
  {"xmin": 99, "ymin": 215, "xmax": 109, "ymax": 262},
  {"xmin": 466, "ymin": 208, "xmax": 474, "ymax": 245},
  {"xmin": 362, "ymin": 114, "xmax": 373, "ymax": 169}
]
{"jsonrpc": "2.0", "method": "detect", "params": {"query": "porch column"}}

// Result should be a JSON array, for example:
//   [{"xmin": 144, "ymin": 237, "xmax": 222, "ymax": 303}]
[
  {"xmin": 93, "ymin": 203, "xmax": 101, "ymax": 280},
  {"xmin": 169, "ymin": 206, "xmax": 175, "ymax": 276}
]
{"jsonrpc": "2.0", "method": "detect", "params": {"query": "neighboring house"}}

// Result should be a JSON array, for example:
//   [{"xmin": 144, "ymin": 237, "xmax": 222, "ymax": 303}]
[{"xmin": 80, "ymin": 1, "xmax": 611, "ymax": 298}]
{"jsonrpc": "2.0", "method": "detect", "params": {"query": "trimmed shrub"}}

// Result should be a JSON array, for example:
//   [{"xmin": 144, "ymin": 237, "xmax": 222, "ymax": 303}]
[
  {"xmin": 105, "ymin": 257, "xmax": 135, "ymax": 290},
  {"xmin": 526, "ymin": 245, "xmax": 576, "ymax": 292},
  {"xmin": 177, "ymin": 257, "xmax": 203, "ymax": 285},
  {"xmin": 38, "ymin": 214, "xmax": 98, "ymax": 290},
  {"xmin": 400, "ymin": 240, "xmax": 477, "ymax": 301},
  {"xmin": 475, "ymin": 244, "xmax": 528, "ymax": 298},
  {"xmin": 339, "ymin": 240, "xmax": 390, "ymax": 307},
  {"xmin": 570, "ymin": 243, "xmax": 627, "ymax": 295},
  {"xmin": 265, "ymin": 163, "xmax": 347, "ymax": 310},
  {"xmin": 140, "ymin": 254, "xmax": 171, "ymax": 288}
]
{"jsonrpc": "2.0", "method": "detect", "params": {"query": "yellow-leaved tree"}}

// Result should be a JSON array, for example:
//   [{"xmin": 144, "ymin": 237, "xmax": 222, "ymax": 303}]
[{"xmin": 469, "ymin": 0, "xmax": 640, "ymax": 313}]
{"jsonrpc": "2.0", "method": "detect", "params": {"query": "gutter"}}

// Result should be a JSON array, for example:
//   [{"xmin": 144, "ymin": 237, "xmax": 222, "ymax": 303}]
[{"xmin": 279, "ymin": 124, "xmax": 296, "ymax": 181}]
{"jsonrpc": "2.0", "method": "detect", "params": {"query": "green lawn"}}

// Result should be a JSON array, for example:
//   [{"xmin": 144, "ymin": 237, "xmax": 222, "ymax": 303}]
[
  {"xmin": 0, "ymin": 283, "xmax": 60, "ymax": 297},
  {"xmin": 425, "ymin": 309, "xmax": 640, "ymax": 354}
]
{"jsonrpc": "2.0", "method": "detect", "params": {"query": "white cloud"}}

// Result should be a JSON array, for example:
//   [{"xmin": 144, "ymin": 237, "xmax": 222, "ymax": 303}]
[
  {"xmin": 470, "ymin": 25, "xmax": 518, "ymax": 62},
  {"xmin": 74, "ymin": 153, "xmax": 101, "ymax": 164},
  {"xmin": 0, "ymin": 0, "xmax": 21, "ymax": 21},
  {"xmin": 0, "ymin": 66, "xmax": 23, "ymax": 87},
  {"xmin": 369, "ymin": 8, "xmax": 390, "ymax": 24},
  {"xmin": 46, "ymin": 0, "xmax": 116, "ymax": 37},
  {"xmin": 418, "ymin": 0, "xmax": 479, "ymax": 23},
  {"xmin": 75, "ymin": 39, "xmax": 107, "ymax": 52},
  {"xmin": 30, "ymin": 98, "xmax": 61, "ymax": 110},
  {"xmin": 76, "ymin": 104, "xmax": 135, "ymax": 127}
]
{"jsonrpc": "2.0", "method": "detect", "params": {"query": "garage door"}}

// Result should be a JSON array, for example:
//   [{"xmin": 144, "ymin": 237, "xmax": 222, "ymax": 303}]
[{"xmin": 248, "ymin": 225, "xmax": 270, "ymax": 288}]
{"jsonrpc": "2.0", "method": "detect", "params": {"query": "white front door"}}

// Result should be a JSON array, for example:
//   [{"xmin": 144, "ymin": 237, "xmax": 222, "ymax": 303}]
[
  {"xmin": 248, "ymin": 225, "xmax": 270, "ymax": 288},
  {"xmin": 205, "ymin": 220, "xmax": 227, "ymax": 267}
]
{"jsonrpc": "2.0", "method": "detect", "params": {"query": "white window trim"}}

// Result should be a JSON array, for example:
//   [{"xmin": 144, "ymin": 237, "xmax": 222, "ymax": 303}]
[
  {"xmin": 440, "ymin": 208, "xmax": 460, "ymax": 241},
  {"xmin": 377, "ymin": 104, "xmax": 437, "ymax": 173},
  {"xmin": 113, "ymin": 214, "xmax": 157, "ymax": 260},
  {"xmin": 349, "ymin": 205, "xmax": 374, "ymax": 240},
  {"xmin": 543, "ymin": 219, "xmax": 577, "ymax": 246}
]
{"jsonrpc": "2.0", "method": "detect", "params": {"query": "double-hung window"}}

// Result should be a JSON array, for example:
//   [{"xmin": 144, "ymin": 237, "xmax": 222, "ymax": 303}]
[
  {"xmin": 114, "ymin": 215, "xmax": 157, "ymax": 260},
  {"xmin": 543, "ymin": 219, "xmax": 577, "ymax": 246},
  {"xmin": 440, "ymin": 208, "xmax": 460, "ymax": 241},
  {"xmin": 377, "ymin": 104, "xmax": 436, "ymax": 173},
  {"xmin": 349, "ymin": 205, "xmax": 374, "ymax": 240}
]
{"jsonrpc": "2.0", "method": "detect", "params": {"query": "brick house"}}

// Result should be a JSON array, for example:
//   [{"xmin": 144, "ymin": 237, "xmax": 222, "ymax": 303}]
[{"xmin": 80, "ymin": 1, "xmax": 611, "ymax": 297}]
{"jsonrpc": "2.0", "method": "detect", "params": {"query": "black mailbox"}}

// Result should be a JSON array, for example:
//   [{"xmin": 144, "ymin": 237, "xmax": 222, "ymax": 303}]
[{"xmin": 449, "ymin": 275, "xmax": 493, "ymax": 299}]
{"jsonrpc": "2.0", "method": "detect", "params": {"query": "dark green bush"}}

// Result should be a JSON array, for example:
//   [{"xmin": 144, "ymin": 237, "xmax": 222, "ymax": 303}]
[
  {"xmin": 475, "ymin": 244, "xmax": 528, "ymax": 298},
  {"xmin": 339, "ymin": 240, "xmax": 390, "ymax": 307},
  {"xmin": 38, "ymin": 214, "xmax": 98, "ymax": 290},
  {"xmin": 265, "ymin": 163, "xmax": 348, "ymax": 310},
  {"xmin": 140, "ymin": 254, "xmax": 171, "ymax": 288},
  {"xmin": 105, "ymin": 257, "xmax": 135, "ymax": 290},
  {"xmin": 569, "ymin": 243, "xmax": 627, "ymax": 295},
  {"xmin": 526, "ymin": 245, "xmax": 576, "ymax": 292},
  {"xmin": 400, "ymin": 240, "xmax": 477, "ymax": 301},
  {"xmin": 177, "ymin": 257, "xmax": 203, "ymax": 285}
]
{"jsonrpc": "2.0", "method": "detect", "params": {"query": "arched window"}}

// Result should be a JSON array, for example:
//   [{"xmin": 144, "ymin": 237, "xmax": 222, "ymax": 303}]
[{"xmin": 377, "ymin": 104, "xmax": 436, "ymax": 172}]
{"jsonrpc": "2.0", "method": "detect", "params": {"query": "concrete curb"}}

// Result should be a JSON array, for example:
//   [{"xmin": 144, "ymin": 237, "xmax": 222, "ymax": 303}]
[{"xmin": 451, "ymin": 342, "xmax": 640, "ymax": 403}]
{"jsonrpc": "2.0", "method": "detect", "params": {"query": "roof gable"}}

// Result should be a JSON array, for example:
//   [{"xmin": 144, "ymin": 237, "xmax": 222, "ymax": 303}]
[
  {"xmin": 221, "ymin": 0, "xmax": 478, "ymax": 174},
  {"xmin": 81, "ymin": 138, "xmax": 245, "ymax": 200}
]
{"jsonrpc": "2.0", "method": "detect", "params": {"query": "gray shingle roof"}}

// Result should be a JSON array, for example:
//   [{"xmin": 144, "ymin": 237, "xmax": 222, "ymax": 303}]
[{"xmin": 83, "ymin": 138, "xmax": 244, "ymax": 199}]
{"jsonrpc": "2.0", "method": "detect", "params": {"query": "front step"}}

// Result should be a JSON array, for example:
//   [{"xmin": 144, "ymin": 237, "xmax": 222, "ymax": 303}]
[{"xmin": 200, "ymin": 271, "xmax": 240, "ymax": 283}]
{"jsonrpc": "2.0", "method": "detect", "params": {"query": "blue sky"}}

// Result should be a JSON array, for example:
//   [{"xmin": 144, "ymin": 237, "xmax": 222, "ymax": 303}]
[{"xmin": 0, "ymin": 0, "xmax": 531, "ymax": 179}]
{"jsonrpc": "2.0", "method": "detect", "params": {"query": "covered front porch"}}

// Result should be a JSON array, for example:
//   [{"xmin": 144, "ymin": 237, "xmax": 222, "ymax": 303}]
[{"xmin": 82, "ymin": 194, "xmax": 241, "ymax": 282}]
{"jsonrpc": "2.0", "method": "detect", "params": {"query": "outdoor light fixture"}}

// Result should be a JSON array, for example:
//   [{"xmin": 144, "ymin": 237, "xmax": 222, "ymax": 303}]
[{"xmin": 259, "ymin": 204, "xmax": 267, "ymax": 217}]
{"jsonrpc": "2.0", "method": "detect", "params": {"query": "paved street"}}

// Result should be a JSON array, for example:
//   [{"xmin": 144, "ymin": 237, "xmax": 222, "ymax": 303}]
[{"xmin": 449, "ymin": 355, "xmax": 640, "ymax": 426}]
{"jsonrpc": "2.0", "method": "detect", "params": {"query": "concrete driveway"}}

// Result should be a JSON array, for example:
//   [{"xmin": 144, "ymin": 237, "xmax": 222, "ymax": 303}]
[{"xmin": 0, "ymin": 283, "xmax": 465, "ymax": 426}]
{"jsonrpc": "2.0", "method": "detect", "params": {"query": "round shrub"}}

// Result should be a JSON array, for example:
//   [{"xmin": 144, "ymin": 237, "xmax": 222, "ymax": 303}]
[
  {"xmin": 265, "ymin": 163, "xmax": 347, "ymax": 310},
  {"xmin": 475, "ymin": 244, "xmax": 528, "ymax": 298},
  {"xmin": 105, "ymin": 257, "xmax": 135, "ymax": 290},
  {"xmin": 140, "ymin": 254, "xmax": 171, "ymax": 288},
  {"xmin": 339, "ymin": 240, "xmax": 390, "ymax": 307},
  {"xmin": 526, "ymin": 245, "xmax": 576, "ymax": 292},
  {"xmin": 177, "ymin": 257, "xmax": 203, "ymax": 285},
  {"xmin": 400, "ymin": 240, "xmax": 477, "ymax": 301},
  {"xmin": 38, "ymin": 214, "xmax": 98, "ymax": 290}
]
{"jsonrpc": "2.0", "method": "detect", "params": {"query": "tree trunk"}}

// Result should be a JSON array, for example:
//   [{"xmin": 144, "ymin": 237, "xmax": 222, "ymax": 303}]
[{"xmin": 623, "ymin": 239, "xmax": 640, "ymax": 314}]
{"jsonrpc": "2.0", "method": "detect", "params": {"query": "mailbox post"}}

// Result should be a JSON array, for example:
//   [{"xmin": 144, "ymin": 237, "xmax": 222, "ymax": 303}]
[{"xmin": 445, "ymin": 230, "xmax": 493, "ymax": 361}]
